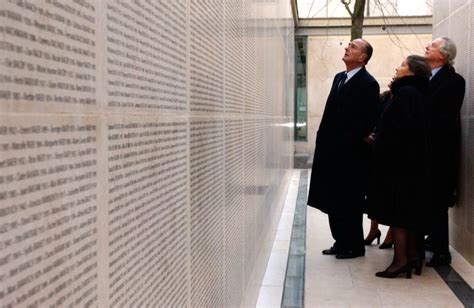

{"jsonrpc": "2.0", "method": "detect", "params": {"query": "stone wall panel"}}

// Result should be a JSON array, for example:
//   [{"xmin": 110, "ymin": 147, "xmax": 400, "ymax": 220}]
[
  {"xmin": 106, "ymin": 117, "xmax": 188, "ymax": 307},
  {"xmin": 0, "ymin": 0, "xmax": 99, "ymax": 113},
  {"xmin": 0, "ymin": 114, "xmax": 100, "ymax": 307},
  {"xmin": 0, "ymin": 0, "xmax": 295, "ymax": 305},
  {"xmin": 434, "ymin": 0, "xmax": 474, "ymax": 264}
]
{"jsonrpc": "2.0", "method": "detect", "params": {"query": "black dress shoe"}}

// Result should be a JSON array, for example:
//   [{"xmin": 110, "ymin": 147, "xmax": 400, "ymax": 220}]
[
  {"xmin": 335, "ymin": 250, "xmax": 365, "ymax": 259},
  {"xmin": 426, "ymin": 253, "xmax": 451, "ymax": 267},
  {"xmin": 409, "ymin": 259, "xmax": 423, "ymax": 275},
  {"xmin": 375, "ymin": 263, "xmax": 412, "ymax": 279},
  {"xmin": 378, "ymin": 242, "xmax": 393, "ymax": 249},
  {"xmin": 322, "ymin": 246, "xmax": 339, "ymax": 255},
  {"xmin": 364, "ymin": 230, "xmax": 381, "ymax": 245}
]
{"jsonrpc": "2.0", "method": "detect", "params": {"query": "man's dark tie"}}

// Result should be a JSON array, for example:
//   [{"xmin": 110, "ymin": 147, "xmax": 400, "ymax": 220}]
[{"xmin": 337, "ymin": 73, "xmax": 347, "ymax": 92}]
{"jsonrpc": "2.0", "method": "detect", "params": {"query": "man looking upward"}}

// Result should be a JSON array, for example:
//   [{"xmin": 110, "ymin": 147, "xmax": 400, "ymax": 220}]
[
  {"xmin": 424, "ymin": 37, "xmax": 465, "ymax": 267},
  {"xmin": 307, "ymin": 39, "xmax": 379, "ymax": 259}
]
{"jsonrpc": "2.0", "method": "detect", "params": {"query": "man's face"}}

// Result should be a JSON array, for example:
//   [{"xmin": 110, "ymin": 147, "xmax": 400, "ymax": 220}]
[
  {"xmin": 424, "ymin": 38, "xmax": 446, "ymax": 63},
  {"xmin": 342, "ymin": 39, "xmax": 367, "ymax": 65}
]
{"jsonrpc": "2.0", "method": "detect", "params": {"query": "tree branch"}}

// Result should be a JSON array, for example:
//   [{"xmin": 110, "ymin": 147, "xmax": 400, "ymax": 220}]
[
  {"xmin": 341, "ymin": 0, "xmax": 354, "ymax": 17},
  {"xmin": 351, "ymin": 0, "xmax": 366, "ymax": 39}
]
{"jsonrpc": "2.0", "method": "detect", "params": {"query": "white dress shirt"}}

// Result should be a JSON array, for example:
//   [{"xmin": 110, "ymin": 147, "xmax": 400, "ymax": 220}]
[
  {"xmin": 430, "ymin": 66, "xmax": 442, "ymax": 80},
  {"xmin": 344, "ymin": 67, "xmax": 363, "ymax": 84}
]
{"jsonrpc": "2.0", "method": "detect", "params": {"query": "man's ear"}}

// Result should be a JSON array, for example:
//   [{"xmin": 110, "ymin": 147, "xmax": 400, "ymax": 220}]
[{"xmin": 359, "ymin": 53, "xmax": 368, "ymax": 63}]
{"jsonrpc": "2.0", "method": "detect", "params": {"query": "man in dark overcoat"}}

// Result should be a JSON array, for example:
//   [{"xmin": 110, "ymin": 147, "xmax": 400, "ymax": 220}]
[
  {"xmin": 307, "ymin": 39, "xmax": 379, "ymax": 259},
  {"xmin": 424, "ymin": 37, "xmax": 465, "ymax": 267}
]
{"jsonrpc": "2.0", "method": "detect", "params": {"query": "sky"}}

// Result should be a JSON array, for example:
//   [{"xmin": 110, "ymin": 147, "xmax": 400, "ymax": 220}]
[{"xmin": 297, "ymin": 0, "xmax": 433, "ymax": 18}]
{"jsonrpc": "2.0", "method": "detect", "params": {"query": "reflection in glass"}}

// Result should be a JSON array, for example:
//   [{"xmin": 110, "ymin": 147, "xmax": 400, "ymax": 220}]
[{"xmin": 295, "ymin": 36, "xmax": 307, "ymax": 141}]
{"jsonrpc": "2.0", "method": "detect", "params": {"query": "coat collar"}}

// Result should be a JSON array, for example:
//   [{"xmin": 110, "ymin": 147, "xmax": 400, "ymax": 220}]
[
  {"xmin": 430, "ymin": 65, "xmax": 454, "ymax": 89},
  {"xmin": 337, "ymin": 66, "xmax": 366, "ymax": 90},
  {"xmin": 391, "ymin": 75, "xmax": 430, "ymax": 95}
]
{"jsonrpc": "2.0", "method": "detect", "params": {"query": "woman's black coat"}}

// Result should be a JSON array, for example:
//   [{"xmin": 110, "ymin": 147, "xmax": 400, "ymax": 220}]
[{"xmin": 366, "ymin": 75, "xmax": 430, "ymax": 230}]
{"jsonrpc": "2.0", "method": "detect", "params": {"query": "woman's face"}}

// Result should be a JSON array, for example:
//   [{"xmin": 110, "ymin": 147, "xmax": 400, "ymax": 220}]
[{"xmin": 394, "ymin": 59, "xmax": 413, "ymax": 80}]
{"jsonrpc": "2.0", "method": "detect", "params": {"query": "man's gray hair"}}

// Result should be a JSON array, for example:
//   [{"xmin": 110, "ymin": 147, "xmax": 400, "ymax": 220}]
[{"xmin": 439, "ymin": 37, "xmax": 457, "ymax": 67}]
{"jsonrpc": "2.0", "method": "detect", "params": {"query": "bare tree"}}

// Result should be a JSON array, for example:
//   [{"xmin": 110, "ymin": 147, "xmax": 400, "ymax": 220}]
[{"xmin": 341, "ymin": 0, "xmax": 366, "ymax": 40}]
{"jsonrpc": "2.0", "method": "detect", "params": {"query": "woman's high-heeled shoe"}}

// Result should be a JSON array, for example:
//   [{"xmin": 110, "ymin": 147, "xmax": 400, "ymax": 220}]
[
  {"xmin": 375, "ymin": 264, "xmax": 412, "ymax": 279},
  {"xmin": 364, "ymin": 230, "xmax": 381, "ymax": 245},
  {"xmin": 379, "ymin": 242, "xmax": 393, "ymax": 249},
  {"xmin": 409, "ymin": 259, "xmax": 423, "ymax": 276}
]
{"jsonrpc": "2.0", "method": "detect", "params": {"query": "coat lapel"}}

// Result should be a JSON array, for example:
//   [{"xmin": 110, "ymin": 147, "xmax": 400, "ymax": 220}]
[
  {"xmin": 333, "ymin": 72, "xmax": 346, "ymax": 91},
  {"xmin": 340, "ymin": 67, "xmax": 366, "ymax": 92},
  {"xmin": 430, "ymin": 65, "xmax": 450, "ymax": 92},
  {"xmin": 329, "ymin": 67, "xmax": 366, "ymax": 99}
]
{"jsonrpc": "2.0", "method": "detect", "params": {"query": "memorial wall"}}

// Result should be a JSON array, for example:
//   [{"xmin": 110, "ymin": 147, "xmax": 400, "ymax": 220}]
[
  {"xmin": 0, "ymin": 0, "xmax": 295, "ymax": 306},
  {"xmin": 433, "ymin": 0, "xmax": 474, "ymax": 264}
]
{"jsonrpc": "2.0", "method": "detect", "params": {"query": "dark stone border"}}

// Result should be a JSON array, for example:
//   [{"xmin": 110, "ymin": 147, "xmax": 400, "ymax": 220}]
[
  {"xmin": 434, "ymin": 264, "xmax": 474, "ymax": 307},
  {"xmin": 281, "ymin": 170, "xmax": 307, "ymax": 308},
  {"xmin": 281, "ymin": 170, "xmax": 473, "ymax": 307}
]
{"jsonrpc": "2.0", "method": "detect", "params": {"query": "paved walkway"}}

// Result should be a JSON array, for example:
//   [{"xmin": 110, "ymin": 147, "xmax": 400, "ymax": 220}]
[
  {"xmin": 306, "ymin": 206, "xmax": 467, "ymax": 307},
  {"xmin": 257, "ymin": 169, "xmax": 473, "ymax": 307}
]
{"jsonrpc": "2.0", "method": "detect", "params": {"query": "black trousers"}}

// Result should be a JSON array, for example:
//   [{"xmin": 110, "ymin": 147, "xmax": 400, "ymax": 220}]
[
  {"xmin": 429, "ymin": 208, "xmax": 450, "ymax": 255},
  {"xmin": 328, "ymin": 212, "xmax": 365, "ymax": 253}
]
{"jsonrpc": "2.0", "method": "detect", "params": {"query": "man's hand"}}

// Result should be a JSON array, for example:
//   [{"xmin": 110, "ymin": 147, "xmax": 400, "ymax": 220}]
[{"xmin": 363, "ymin": 133, "xmax": 375, "ymax": 144}]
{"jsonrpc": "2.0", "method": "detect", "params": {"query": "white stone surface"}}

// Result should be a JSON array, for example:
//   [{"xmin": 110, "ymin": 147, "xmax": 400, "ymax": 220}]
[
  {"xmin": 433, "ymin": 0, "xmax": 474, "ymax": 265},
  {"xmin": 305, "ymin": 201, "xmax": 464, "ymax": 308},
  {"xmin": 0, "ymin": 1, "xmax": 295, "ymax": 306},
  {"xmin": 256, "ymin": 170, "xmax": 300, "ymax": 307}
]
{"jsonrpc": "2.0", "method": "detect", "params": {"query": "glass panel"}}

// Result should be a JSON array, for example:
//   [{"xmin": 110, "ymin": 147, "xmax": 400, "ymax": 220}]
[
  {"xmin": 297, "ymin": 0, "xmax": 432, "ymax": 18},
  {"xmin": 295, "ymin": 37, "xmax": 307, "ymax": 141}
]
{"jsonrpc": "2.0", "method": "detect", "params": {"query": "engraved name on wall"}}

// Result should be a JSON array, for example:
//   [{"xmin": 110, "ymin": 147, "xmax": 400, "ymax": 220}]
[
  {"xmin": 243, "ymin": 118, "xmax": 257, "ymax": 281},
  {"xmin": 105, "ymin": 1, "xmax": 187, "ymax": 111},
  {"xmin": 0, "ymin": 0, "xmax": 295, "ymax": 306},
  {"xmin": 189, "ymin": 1, "xmax": 224, "ymax": 112},
  {"xmin": 0, "ymin": 0, "xmax": 98, "ymax": 110},
  {"xmin": 190, "ymin": 119, "xmax": 224, "ymax": 307},
  {"xmin": 224, "ymin": 0, "xmax": 243, "ymax": 114},
  {"xmin": 0, "ymin": 116, "xmax": 99, "ymax": 307},
  {"xmin": 224, "ymin": 119, "xmax": 244, "ymax": 306},
  {"xmin": 107, "ymin": 120, "xmax": 188, "ymax": 307}
]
